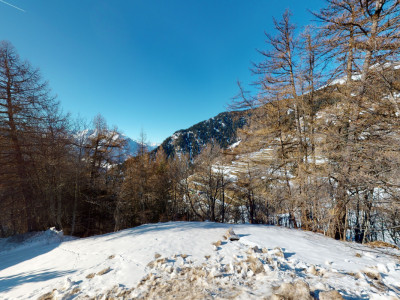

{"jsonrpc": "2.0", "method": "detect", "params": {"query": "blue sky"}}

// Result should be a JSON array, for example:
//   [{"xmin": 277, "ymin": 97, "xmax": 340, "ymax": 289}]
[{"xmin": 0, "ymin": 0, "xmax": 324, "ymax": 144}]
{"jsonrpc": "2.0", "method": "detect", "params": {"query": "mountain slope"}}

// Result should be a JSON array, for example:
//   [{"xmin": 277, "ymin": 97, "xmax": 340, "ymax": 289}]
[
  {"xmin": 159, "ymin": 110, "xmax": 249, "ymax": 157},
  {"xmin": 1, "ymin": 222, "xmax": 399, "ymax": 299},
  {"xmin": 76, "ymin": 129, "xmax": 158, "ymax": 158},
  {"xmin": 123, "ymin": 135, "xmax": 158, "ymax": 156}
]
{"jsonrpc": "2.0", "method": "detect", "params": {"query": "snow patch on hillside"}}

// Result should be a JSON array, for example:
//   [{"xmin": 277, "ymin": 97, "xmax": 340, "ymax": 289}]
[{"xmin": 229, "ymin": 140, "xmax": 241, "ymax": 149}]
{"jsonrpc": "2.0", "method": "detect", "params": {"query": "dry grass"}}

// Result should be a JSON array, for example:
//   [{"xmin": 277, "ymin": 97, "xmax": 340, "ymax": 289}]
[
  {"xmin": 212, "ymin": 240, "xmax": 222, "ymax": 247},
  {"xmin": 366, "ymin": 241, "xmax": 399, "ymax": 250},
  {"xmin": 77, "ymin": 285, "xmax": 134, "ymax": 299},
  {"xmin": 319, "ymin": 290, "xmax": 344, "ymax": 300},
  {"xmin": 37, "ymin": 290, "xmax": 56, "ymax": 300},
  {"xmin": 71, "ymin": 287, "xmax": 81, "ymax": 295},
  {"xmin": 362, "ymin": 268, "xmax": 382, "ymax": 281},
  {"xmin": 85, "ymin": 273, "xmax": 95, "ymax": 279},
  {"xmin": 97, "ymin": 267, "xmax": 111, "ymax": 276},
  {"xmin": 246, "ymin": 255, "xmax": 265, "ymax": 275},
  {"xmin": 274, "ymin": 247, "xmax": 284, "ymax": 258},
  {"xmin": 272, "ymin": 280, "xmax": 313, "ymax": 300}
]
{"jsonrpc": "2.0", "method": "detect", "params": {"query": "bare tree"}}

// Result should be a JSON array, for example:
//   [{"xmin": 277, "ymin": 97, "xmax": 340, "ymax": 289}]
[{"xmin": 0, "ymin": 41, "xmax": 66, "ymax": 233}]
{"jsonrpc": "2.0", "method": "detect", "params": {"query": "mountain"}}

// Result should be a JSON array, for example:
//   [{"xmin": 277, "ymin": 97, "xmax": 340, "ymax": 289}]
[
  {"xmin": 76, "ymin": 129, "xmax": 158, "ymax": 158},
  {"xmin": 124, "ymin": 135, "xmax": 158, "ymax": 156},
  {"xmin": 157, "ymin": 62, "xmax": 400, "ymax": 160},
  {"xmin": 1, "ymin": 222, "xmax": 399, "ymax": 299},
  {"xmin": 77, "ymin": 111, "xmax": 248, "ymax": 160},
  {"xmin": 158, "ymin": 110, "xmax": 250, "ymax": 158}
]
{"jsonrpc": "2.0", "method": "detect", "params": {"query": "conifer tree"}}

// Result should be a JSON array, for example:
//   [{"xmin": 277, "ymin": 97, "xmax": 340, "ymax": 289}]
[{"xmin": 0, "ymin": 41, "xmax": 68, "ymax": 233}]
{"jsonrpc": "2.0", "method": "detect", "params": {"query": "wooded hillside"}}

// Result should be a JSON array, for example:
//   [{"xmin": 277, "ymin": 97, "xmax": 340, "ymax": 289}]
[{"xmin": 1, "ymin": 0, "xmax": 399, "ymax": 245}]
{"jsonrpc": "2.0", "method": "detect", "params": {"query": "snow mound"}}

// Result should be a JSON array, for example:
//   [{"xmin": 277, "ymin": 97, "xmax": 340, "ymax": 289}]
[
  {"xmin": 0, "ymin": 222, "xmax": 400, "ymax": 299},
  {"xmin": 0, "ymin": 227, "xmax": 75, "ymax": 253}
]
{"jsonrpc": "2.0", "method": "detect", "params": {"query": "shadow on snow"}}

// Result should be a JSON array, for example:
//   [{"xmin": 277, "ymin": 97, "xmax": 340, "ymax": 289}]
[
  {"xmin": 0, "ymin": 269, "xmax": 74, "ymax": 293},
  {"xmin": 0, "ymin": 243, "xmax": 60, "ymax": 273}
]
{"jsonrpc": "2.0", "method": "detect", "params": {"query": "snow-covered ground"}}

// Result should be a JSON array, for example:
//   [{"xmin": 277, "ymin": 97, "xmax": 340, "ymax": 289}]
[{"xmin": 0, "ymin": 222, "xmax": 399, "ymax": 299}]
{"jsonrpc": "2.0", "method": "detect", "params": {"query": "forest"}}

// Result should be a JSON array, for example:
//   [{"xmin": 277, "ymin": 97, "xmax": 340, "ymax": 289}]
[{"xmin": 1, "ymin": 0, "xmax": 400, "ymax": 246}]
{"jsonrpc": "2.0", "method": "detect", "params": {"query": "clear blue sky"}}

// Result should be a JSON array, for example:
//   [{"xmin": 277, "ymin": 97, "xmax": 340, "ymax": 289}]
[{"xmin": 0, "ymin": 0, "xmax": 324, "ymax": 144}]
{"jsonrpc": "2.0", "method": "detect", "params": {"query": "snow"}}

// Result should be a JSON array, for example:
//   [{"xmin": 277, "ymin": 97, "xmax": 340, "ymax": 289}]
[
  {"xmin": 317, "ymin": 74, "xmax": 362, "ymax": 90},
  {"xmin": 229, "ymin": 140, "xmax": 241, "ymax": 150},
  {"xmin": 1, "ymin": 222, "xmax": 399, "ymax": 299},
  {"xmin": 211, "ymin": 164, "xmax": 238, "ymax": 180},
  {"xmin": 73, "ymin": 129, "xmax": 158, "ymax": 161}
]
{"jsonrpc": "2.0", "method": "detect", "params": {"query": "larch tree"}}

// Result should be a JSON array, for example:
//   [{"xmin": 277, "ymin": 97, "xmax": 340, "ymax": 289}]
[
  {"xmin": 82, "ymin": 114, "xmax": 126, "ymax": 235},
  {"xmin": 0, "ymin": 41, "xmax": 68, "ymax": 233},
  {"xmin": 314, "ymin": 0, "xmax": 400, "ymax": 240}
]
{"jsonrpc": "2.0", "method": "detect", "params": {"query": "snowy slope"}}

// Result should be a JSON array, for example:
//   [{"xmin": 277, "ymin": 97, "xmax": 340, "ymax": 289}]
[
  {"xmin": 123, "ymin": 135, "xmax": 158, "ymax": 156},
  {"xmin": 76, "ymin": 129, "xmax": 158, "ymax": 158},
  {"xmin": 0, "ymin": 222, "xmax": 399, "ymax": 299}
]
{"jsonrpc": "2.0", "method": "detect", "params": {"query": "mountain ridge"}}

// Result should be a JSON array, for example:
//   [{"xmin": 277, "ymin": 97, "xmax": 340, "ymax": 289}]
[
  {"xmin": 76, "ymin": 129, "xmax": 158, "ymax": 158},
  {"xmin": 157, "ymin": 110, "xmax": 250, "ymax": 158}
]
